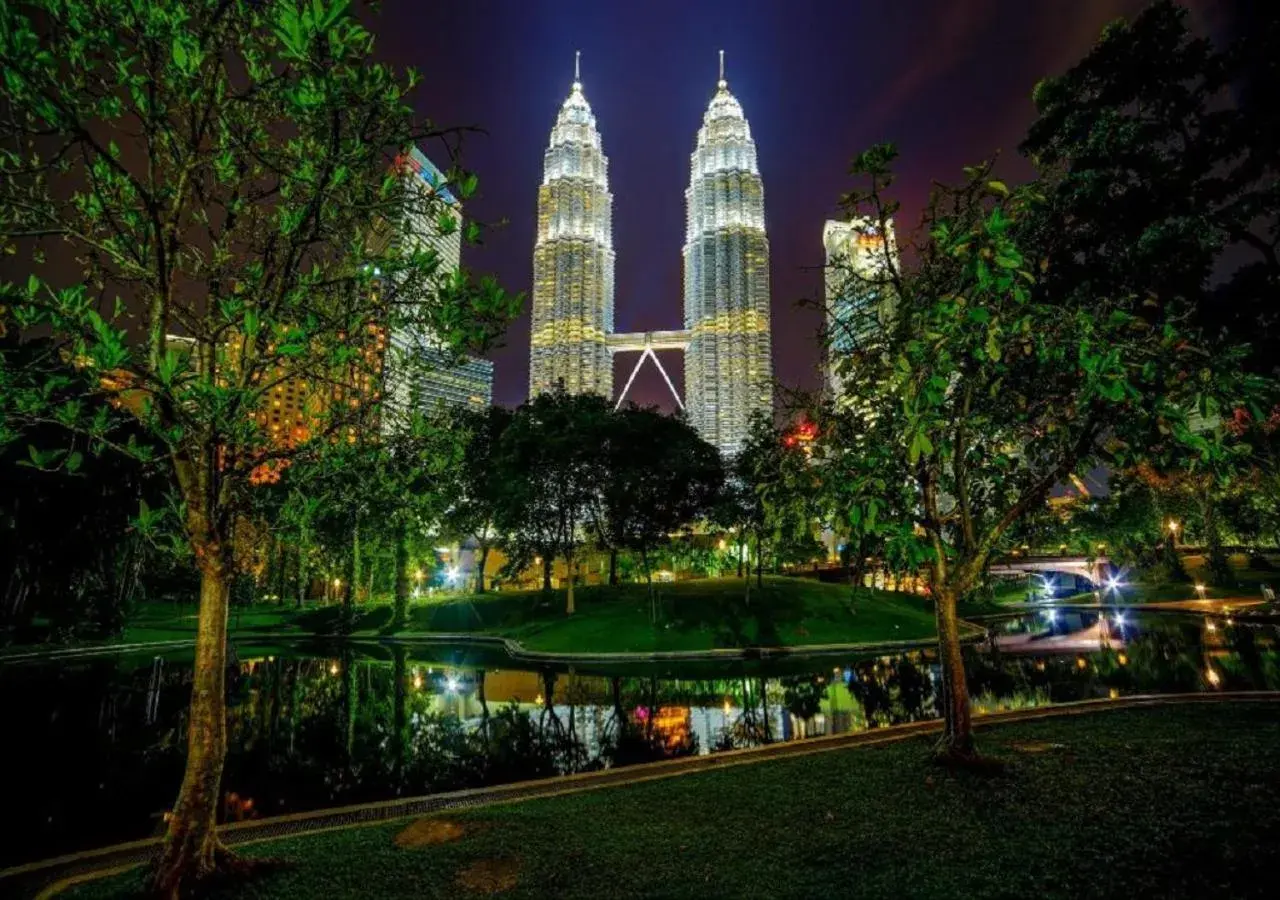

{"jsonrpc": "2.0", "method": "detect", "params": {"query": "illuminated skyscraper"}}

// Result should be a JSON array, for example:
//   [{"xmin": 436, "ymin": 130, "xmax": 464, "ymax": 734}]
[
  {"xmin": 683, "ymin": 52, "xmax": 771, "ymax": 456},
  {"xmin": 529, "ymin": 53, "xmax": 615, "ymax": 397},
  {"xmin": 822, "ymin": 217, "xmax": 897, "ymax": 399}
]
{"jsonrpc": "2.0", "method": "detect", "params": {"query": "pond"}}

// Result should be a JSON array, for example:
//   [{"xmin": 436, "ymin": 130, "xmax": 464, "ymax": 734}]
[{"xmin": 2, "ymin": 610, "xmax": 1277, "ymax": 868}]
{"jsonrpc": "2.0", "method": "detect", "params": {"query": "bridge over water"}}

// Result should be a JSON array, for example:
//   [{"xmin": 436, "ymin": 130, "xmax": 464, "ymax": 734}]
[{"xmin": 988, "ymin": 555, "xmax": 1112, "ymax": 585}]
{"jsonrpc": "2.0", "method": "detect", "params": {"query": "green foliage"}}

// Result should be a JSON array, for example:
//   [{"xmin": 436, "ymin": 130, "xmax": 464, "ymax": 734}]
[
  {"xmin": 0, "ymin": 0, "xmax": 519, "ymax": 580},
  {"xmin": 730, "ymin": 414, "xmax": 823, "ymax": 578},
  {"xmin": 823, "ymin": 4, "xmax": 1275, "ymax": 607},
  {"xmin": 594, "ymin": 406, "xmax": 724, "ymax": 580}
]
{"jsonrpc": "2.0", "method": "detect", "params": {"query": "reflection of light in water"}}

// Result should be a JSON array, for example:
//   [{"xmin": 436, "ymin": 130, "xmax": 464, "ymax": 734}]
[
  {"xmin": 1205, "ymin": 619, "xmax": 1217, "ymax": 633},
  {"xmin": 1117, "ymin": 652, "xmax": 1128, "ymax": 666}
]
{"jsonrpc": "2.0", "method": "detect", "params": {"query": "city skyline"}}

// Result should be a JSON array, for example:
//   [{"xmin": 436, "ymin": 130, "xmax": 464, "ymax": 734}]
[
  {"xmin": 527, "ymin": 51, "xmax": 772, "ymax": 454},
  {"xmin": 373, "ymin": 1, "xmax": 1239, "ymax": 412}
]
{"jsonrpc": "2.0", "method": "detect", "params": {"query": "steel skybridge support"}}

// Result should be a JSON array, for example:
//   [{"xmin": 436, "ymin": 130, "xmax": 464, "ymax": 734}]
[{"xmin": 607, "ymin": 330, "xmax": 690, "ymax": 411}]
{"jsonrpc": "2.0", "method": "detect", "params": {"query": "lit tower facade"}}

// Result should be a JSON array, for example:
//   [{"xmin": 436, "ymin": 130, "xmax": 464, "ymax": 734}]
[
  {"xmin": 529, "ymin": 53, "xmax": 615, "ymax": 397},
  {"xmin": 683, "ymin": 52, "xmax": 771, "ymax": 456},
  {"xmin": 822, "ymin": 216, "xmax": 898, "ymax": 399}
]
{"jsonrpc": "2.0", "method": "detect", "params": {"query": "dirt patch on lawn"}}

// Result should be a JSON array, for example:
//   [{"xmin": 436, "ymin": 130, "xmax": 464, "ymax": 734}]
[
  {"xmin": 456, "ymin": 857, "xmax": 521, "ymax": 894},
  {"xmin": 394, "ymin": 818, "xmax": 471, "ymax": 849},
  {"xmin": 1010, "ymin": 741, "xmax": 1066, "ymax": 754}
]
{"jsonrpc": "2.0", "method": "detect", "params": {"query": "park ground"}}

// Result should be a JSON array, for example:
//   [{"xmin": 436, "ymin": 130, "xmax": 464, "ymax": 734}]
[
  {"xmin": 65, "ymin": 701, "xmax": 1280, "ymax": 899},
  {"xmin": 18, "ymin": 577, "xmax": 949, "ymax": 658}
]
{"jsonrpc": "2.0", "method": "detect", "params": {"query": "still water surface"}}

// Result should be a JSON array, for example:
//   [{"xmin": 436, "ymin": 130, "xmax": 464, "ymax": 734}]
[{"xmin": 2, "ymin": 609, "xmax": 1277, "ymax": 866}]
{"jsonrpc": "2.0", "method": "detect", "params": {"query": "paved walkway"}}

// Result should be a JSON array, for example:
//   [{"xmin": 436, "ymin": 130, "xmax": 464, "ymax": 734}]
[{"xmin": 6, "ymin": 691, "xmax": 1277, "ymax": 898}]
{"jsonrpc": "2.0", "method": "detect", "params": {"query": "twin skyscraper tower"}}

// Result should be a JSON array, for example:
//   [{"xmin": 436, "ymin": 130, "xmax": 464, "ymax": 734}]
[{"xmin": 528, "ymin": 52, "xmax": 771, "ymax": 456}]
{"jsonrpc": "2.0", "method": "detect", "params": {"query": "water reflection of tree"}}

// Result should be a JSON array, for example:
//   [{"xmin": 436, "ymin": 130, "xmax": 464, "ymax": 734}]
[
  {"xmin": 846, "ymin": 657, "xmax": 935, "ymax": 727},
  {"xmin": 19, "ymin": 627, "xmax": 1280, "ymax": 865}
]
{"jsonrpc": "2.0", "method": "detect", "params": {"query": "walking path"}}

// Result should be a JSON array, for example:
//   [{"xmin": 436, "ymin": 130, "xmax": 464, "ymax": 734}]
[{"xmin": 6, "ymin": 691, "xmax": 1277, "ymax": 899}]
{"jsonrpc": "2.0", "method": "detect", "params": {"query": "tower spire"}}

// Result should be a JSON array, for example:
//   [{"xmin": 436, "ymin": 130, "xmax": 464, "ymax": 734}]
[
  {"xmin": 718, "ymin": 49, "xmax": 726, "ymax": 88},
  {"xmin": 574, "ymin": 50, "xmax": 581, "ymax": 88}
]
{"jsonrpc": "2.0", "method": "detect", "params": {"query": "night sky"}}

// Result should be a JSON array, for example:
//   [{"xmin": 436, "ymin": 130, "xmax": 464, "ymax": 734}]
[{"xmin": 373, "ymin": 0, "xmax": 1238, "ymax": 410}]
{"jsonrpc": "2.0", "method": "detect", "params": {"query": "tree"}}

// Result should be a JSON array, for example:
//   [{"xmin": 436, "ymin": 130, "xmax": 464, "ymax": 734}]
[
  {"xmin": 822, "ymin": 3, "xmax": 1275, "ymax": 759},
  {"xmin": 0, "ymin": 1, "xmax": 517, "ymax": 891},
  {"xmin": 442, "ymin": 405, "xmax": 513, "ymax": 593},
  {"xmin": 0, "ymin": 337, "xmax": 172, "ymax": 638},
  {"xmin": 829, "ymin": 145, "xmax": 1259, "ymax": 763},
  {"xmin": 733, "ymin": 414, "xmax": 819, "ymax": 590},
  {"xmin": 497, "ymin": 390, "xmax": 611, "ymax": 614},
  {"xmin": 594, "ymin": 407, "xmax": 723, "ymax": 604}
]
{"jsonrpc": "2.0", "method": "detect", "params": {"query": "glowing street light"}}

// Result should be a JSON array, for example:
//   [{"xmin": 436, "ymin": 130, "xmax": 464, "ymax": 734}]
[
  {"xmin": 1205, "ymin": 666, "xmax": 1221, "ymax": 687},
  {"xmin": 1195, "ymin": 583, "xmax": 1208, "ymax": 600}
]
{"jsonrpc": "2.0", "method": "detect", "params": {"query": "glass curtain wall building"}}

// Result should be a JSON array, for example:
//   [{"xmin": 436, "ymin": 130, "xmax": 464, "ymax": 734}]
[
  {"xmin": 529, "ymin": 55, "xmax": 615, "ymax": 398},
  {"xmin": 822, "ymin": 216, "xmax": 898, "ymax": 400},
  {"xmin": 683, "ymin": 54, "xmax": 772, "ymax": 455}
]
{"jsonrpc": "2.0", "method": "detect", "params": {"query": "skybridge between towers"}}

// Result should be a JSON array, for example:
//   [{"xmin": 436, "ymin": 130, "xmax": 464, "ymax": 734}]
[{"xmin": 607, "ymin": 330, "xmax": 690, "ymax": 411}]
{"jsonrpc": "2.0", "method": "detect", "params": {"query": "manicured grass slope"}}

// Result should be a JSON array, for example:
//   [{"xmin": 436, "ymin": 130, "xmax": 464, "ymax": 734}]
[
  {"xmin": 72, "ymin": 703, "xmax": 1280, "ymax": 899},
  {"xmin": 406, "ymin": 577, "xmax": 939, "ymax": 652},
  {"xmin": 126, "ymin": 578, "xmax": 941, "ymax": 655}
]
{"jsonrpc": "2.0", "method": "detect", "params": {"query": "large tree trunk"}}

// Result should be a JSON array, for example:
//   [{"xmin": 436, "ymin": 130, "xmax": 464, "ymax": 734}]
[
  {"xmin": 149, "ymin": 560, "xmax": 232, "ymax": 896},
  {"xmin": 476, "ymin": 544, "xmax": 490, "ymax": 594},
  {"xmin": 1201, "ymin": 491, "xmax": 1232, "ymax": 586},
  {"xmin": 393, "ymin": 525, "xmax": 409, "ymax": 627},
  {"xmin": 295, "ymin": 545, "xmax": 308, "ymax": 609},
  {"xmin": 565, "ymin": 548, "xmax": 576, "ymax": 615},
  {"xmin": 541, "ymin": 554, "xmax": 552, "ymax": 592},
  {"xmin": 642, "ymin": 547, "xmax": 654, "ymax": 624},
  {"xmin": 933, "ymin": 587, "xmax": 975, "ymax": 759},
  {"xmin": 755, "ymin": 533, "xmax": 764, "ymax": 588},
  {"xmin": 737, "ymin": 533, "xmax": 745, "ymax": 578},
  {"xmin": 274, "ymin": 538, "xmax": 287, "ymax": 606},
  {"xmin": 342, "ymin": 524, "xmax": 360, "ymax": 620},
  {"xmin": 608, "ymin": 547, "xmax": 618, "ymax": 586}
]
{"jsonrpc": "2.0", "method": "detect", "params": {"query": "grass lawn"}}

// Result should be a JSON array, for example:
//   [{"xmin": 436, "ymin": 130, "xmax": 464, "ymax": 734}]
[
  {"xmin": 68, "ymin": 702, "xmax": 1280, "ymax": 899},
  {"xmin": 319, "ymin": 577, "xmax": 943, "ymax": 654},
  {"xmin": 6, "ymin": 578, "xmax": 944, "ymax": 658}
]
